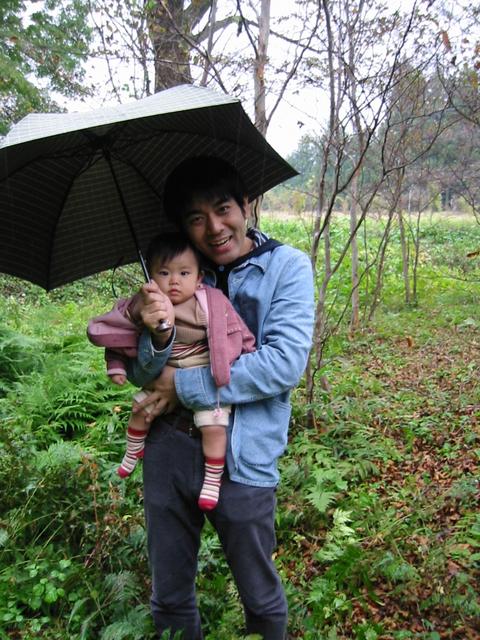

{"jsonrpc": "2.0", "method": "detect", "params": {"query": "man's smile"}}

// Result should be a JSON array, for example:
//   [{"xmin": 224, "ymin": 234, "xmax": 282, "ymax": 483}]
[{"xmin": 209, "ymin": 236, "xmax": 231, "ymax": 247}]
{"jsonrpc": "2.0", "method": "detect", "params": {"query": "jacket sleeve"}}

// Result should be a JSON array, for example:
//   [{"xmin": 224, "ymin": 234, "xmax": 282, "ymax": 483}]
[
  {"xmin": 105, "ymin": 349, "xmax": 128, "ymax": 377},
  {"xmin": 87, "ymin": 296, "xmax": 140, "ymax": 357},
  {"xmin": 175, "ymin": 249, "xmax": 314, "ymax": 409},
  {"xmin": 126, "ymin": 327, "xmax": 176, "ymax": 388}
]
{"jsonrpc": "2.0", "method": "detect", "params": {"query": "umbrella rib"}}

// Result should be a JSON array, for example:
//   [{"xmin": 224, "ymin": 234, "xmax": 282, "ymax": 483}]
[
  {"xmin": 111, "ymin": 150, "xmax": 164, "ymax": 202},
  {"xmin": 76, "ymin": 151, "xmax": 104, "ymax": 176},
  {"xmin": 0, "ymin": 142, "xmax": 102, "ymax": 184},
  {"xmin": 45, "ymin": 151, "xmax": 96, "ymax": 291}
]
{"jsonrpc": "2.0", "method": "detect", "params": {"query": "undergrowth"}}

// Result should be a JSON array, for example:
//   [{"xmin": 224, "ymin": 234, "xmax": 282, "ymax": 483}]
[{"xmin": 0, "ymin": 215, "xmax": 479, "ymax": 639}]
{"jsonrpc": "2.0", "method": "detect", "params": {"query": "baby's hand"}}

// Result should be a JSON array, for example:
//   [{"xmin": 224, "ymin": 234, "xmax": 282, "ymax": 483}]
[
  {"xmin": 111, "ymin": 374, "xmax": 127, "ymax": 385},
  {"xmin": 140, "ymin": 281, "xmax": 175, "ymax": 335}
]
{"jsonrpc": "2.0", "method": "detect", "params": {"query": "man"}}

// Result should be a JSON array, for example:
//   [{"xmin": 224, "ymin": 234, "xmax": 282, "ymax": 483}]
[{"xmin": 128, "ymin": 156, "xmax": 314, "ymax": 640}]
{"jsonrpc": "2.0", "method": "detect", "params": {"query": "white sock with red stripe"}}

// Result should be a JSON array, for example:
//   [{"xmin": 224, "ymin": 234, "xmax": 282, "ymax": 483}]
[
  {"xmin": 117, "ymin": 427, "xmax": 147, "ymax": 478},
  {"xmin": 198, "ymin": 457, "xmax": 225, "ymax": 511}
]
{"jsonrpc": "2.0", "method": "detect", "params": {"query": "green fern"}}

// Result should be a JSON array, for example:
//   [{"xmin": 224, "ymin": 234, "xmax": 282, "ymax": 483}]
[
  {"xmin": 100, "ymin": 605, "xmax": 153, "ymax": 640},
  {"xmin": 307, "ymin": 489, "xmax": 338, "ymax": 514},
  {"xmin": 4, "ymin": 343, "xmax": 132, "ymax": 442},
  {"xmin": 317, "ymin": 509, "xmax": 359, "ymax": 563},
  {"xmin": 305, "ymin": 450, "xmax": 351, "ymax": 514},
  {"xmin": 374, "ymin": 551, "xmax": 419, "ymax": 583},
  {"xmin": 34, "ymin": 441, "xmax": 85, "ymax": 472},
  {"xmin": 0, "ymin": 327, "xmax": 44, "ymax": 393},
  {"xmin": 103, "ymin": 571, "xmax": 142, "ymax": 606},
  {"xmin": 0, "ymin": 528, "xmax": 8, "ymax": 548},
  {"xmin": 98, "ymin": 573, "xmax": 154, "ymax": 639}
]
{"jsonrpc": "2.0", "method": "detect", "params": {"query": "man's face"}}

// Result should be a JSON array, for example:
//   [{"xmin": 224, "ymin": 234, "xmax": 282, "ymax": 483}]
[
  {"xmin": 150, "ymin": 248, "xmax": 202, "ymax": 305},
  {"xmin": 182, "ymin": 196, "xmax": 253, "ymax": 265}
]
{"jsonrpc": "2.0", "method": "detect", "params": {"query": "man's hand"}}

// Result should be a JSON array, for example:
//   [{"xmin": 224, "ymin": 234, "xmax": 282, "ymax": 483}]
[
  {"xmin": 140, "ymin": 281, "xmax": 175, "ymax": 339},
  {"xmin": 132, "ymin": 365, "xmax": 179, "ymax": 422}
]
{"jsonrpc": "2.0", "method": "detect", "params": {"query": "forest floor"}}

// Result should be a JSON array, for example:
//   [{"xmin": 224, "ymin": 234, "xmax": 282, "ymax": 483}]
[
  {"xmin": 320, "ymin": 318, "xmax": 480, "ymax": 639},
  {"xmin": 275, "ymin": 297, "xmax": 479, "ymax": 639}
]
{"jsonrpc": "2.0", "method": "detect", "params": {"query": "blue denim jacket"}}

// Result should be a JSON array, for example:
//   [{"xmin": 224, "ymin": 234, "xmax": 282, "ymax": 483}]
[{"xmin": 128, "ymin": 241, "xmax": 315, "ymax": 487}]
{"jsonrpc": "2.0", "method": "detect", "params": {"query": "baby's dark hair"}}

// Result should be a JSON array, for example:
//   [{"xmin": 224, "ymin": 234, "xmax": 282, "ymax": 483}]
[{"xmin": 145, "ymin": 232, "xmax": 202, "ymax": 274}]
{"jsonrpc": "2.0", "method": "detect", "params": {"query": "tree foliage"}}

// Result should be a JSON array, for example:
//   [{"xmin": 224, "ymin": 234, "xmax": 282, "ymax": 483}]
[{"xmin": 0, "ymin": 0, "xmax": 93, "ymax": 135}]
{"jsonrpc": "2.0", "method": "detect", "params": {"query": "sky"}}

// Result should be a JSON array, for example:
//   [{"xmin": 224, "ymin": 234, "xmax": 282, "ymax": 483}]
[
  {"xmin": 41, "ymin": 0, "xmax": 450, "ymax": 160},
  {"xmin": 266, "ymin": 88, "xmax": 324, "ymax": 157}
]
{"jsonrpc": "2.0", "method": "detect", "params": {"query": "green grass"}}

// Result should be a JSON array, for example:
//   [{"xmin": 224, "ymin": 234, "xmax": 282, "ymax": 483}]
[{"xmin": 0, "ymin": 213, "xmax": 479, "ymax": 639}]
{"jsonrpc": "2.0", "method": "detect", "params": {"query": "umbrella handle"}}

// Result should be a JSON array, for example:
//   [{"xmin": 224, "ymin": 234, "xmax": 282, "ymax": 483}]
[
  {"xmin": 156, "ymin": 319, "xmax": 172, "ymax": 333},
  {"xmin": 138, "ymin": 251, "xmax": 171, "ymax": 333}
]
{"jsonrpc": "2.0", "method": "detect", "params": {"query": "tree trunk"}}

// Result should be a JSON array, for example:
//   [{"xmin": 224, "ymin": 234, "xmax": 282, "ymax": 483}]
[
  {"xmin": 345, "ymin": 0, "xmax": 365, "ymax": 333},
  {"xmin": 368, "ymin": 214, "xmax": 393, "ymax": 322},
  {"xmin": 249, "ymin": 0, "xmax": 271, "ymax": 227},
  {"xmin": 254, "ymin": 0, "xmax": 270, "ymax": 137},
  {"xmin": 307, "ymin": 213, "xmax": 332, "ymax": 406},
  {"xmin": 200, "ymin": 0, "xmax": 217, "ymax": 86},
  {"xmin": 349, "ymin": 170, "xmax": 360, "ymax": 332},
  {"xmin": 148, "ymin": 0, "xmax": 193, "ymax": 90},
  {"xmin": 412, "ymin": 208, "xmax": 422, "ymax": 305},
  {"xmin": 398, "ymin": 210, "xmax": 411, "ymax": 304}
]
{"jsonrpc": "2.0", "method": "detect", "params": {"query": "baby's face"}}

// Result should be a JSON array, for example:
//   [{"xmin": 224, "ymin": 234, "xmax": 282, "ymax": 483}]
[{"xmin": 150, "ymin": 247, "xmax": 202, "ymax": 305}]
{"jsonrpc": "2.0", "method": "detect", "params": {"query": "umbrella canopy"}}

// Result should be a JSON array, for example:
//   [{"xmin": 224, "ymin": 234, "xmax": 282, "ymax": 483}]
[{"xmin": 0, "ymin": 84, "xmax": 297, "ymax": 290}]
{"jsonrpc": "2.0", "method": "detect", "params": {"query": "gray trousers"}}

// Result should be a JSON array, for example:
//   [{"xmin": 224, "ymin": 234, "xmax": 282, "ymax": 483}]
[{"xmin": 143, "ymin": 416, "xmax": 287, "ymax": 640}]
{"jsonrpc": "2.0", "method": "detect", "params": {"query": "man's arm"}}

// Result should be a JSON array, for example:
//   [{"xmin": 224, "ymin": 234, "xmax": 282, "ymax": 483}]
[{"xmin": 126, "ymin": 327, "xmax": 175, "ymax": 387}]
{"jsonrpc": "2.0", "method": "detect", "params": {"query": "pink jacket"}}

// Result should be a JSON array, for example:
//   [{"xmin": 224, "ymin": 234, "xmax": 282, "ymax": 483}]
[{"xmin": 87, "ymin": 285, "xmax": 256, "ymax": 387}]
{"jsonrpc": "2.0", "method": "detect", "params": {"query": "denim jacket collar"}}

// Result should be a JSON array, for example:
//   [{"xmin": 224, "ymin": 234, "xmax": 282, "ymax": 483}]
[{"xmin": 204, "ymin": 238, "xmax": 281, "ymax": 286}]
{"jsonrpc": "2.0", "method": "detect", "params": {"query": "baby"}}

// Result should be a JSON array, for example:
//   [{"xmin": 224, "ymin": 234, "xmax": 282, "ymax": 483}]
[{"xmin": 87, "ymin": 232, "xmax": 255, "ymax": 510}]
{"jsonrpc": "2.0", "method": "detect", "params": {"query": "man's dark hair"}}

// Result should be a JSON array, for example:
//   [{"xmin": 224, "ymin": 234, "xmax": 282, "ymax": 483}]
[
  {"xmin": 145, "ymin": 232, "xmax": 202, "ymax": 274},
  {"xmin": 163, "ymin": 156, "xmax": 248, "ymax": 224}
]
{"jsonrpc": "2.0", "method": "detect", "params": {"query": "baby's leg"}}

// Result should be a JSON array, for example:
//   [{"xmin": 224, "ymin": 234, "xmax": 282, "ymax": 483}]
[
  {"xmin": 117, "ymin": 392, "xmax": 151, "ymax": 478},
  {"xmin": 197, "ymin": 425, "xmax": 226, "ymax": 511},
  {"xmin": 201, "ymin": 424, "xmax": 227, "ymax": 459},
  {"xmin": 194, "ymin": 407, "xmax": 230, "ymax": 511}
]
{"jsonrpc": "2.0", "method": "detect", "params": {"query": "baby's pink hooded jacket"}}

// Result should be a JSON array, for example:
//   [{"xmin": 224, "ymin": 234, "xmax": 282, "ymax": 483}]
[{"xmin": 87, "ymin": 285, "xmax": 255, "ymax": 387}]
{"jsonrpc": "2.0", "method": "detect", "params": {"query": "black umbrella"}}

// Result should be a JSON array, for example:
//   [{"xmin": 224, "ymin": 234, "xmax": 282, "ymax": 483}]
[{"xmin": 0, "ymin": 84, "xmax": 297, "ymax": 290}]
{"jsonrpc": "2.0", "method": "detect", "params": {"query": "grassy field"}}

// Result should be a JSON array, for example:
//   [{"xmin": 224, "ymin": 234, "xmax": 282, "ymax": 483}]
[{"xmin": 0, "ymin": 213, "xmax": 479, "ymax": 639}]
